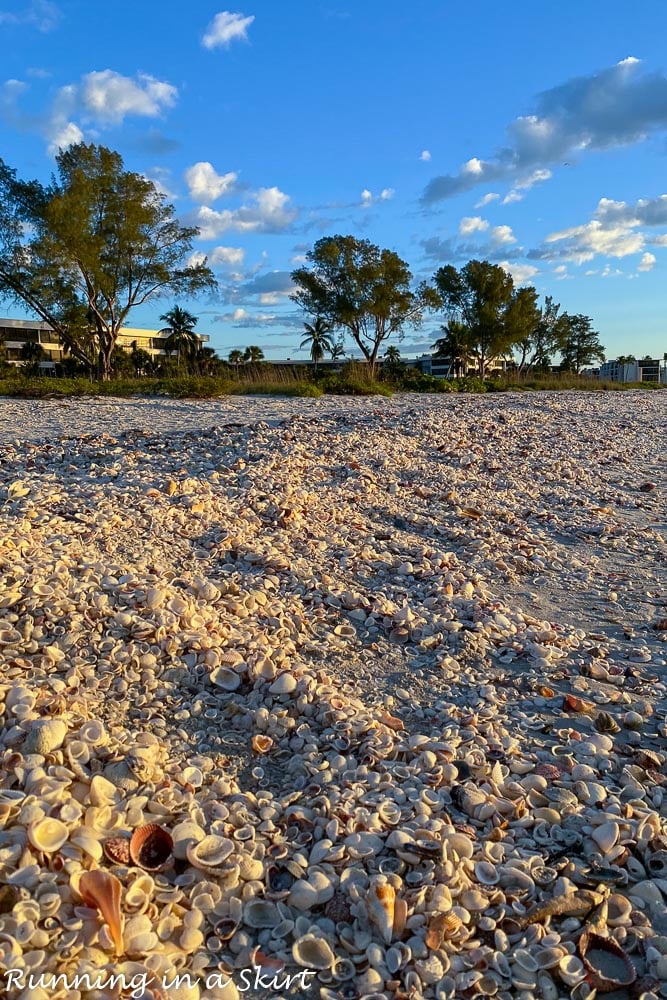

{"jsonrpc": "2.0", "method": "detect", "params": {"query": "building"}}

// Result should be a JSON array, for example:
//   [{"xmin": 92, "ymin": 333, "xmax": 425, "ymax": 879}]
[
  {"xmin": 0, "ymin": 317, "xmax": 210, "ymax": 369},
  {"xmin": 598, "ymin": 358, "xmax": 666, "ymax": 384},
  {"xmin": 414, "ymin": 354, "xmax": 512, "ymax": 377}
]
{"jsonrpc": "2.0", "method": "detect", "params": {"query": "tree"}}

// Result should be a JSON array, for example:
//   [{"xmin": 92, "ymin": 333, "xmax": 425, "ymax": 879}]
[
  {"xmin": 228, "ymin": 349, "xmax": 244, "ymax": 373},
  {"xmin": 0, "ymin": 144, "xmax": 215, "ymax": 380},
  {"xmin": 433, "ymin": 260, "xmax": 535, "ymax": 377},
  {"xmin": 159, "ymin": 306, "xmax": 200, "ymax": 373},
  {"xmin": 20, "ymin": 340, "xmax": 46, "ymax": 376},
  {"xmin": 300, "ymin": 317, "xmax": 334, "ymax": 371},
  {"xmin": 291, "ymin": 235, "xmax": 439, "ymax": 370},
  {"xmin": 557, "ymin": 314, "xmax": 605, "ymax": 373},
  {"xmin": 329, "ymin": 337, "xmax": 346, "ymax": 362},
  {"xmin": 243, "ymin": 345, "xmax": 264, "ymax": 364},
  {"xmin": 130, "ymin": 343, "xmax": 153, "ymax": 376},
  {"xmin": 432, "ymin": 320, "xmax": 474, "ymax": 377},
  {"xmin": 514, "ymin": 295, "xmax": 567, "ymax": 375}
]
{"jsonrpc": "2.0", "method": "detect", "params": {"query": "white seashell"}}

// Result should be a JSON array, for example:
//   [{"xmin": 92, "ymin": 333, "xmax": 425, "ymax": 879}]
[
  {"xmin": 292, "ymin": 933, "xmax": 335, "ymax": 970},
  {"xmin": 28, "ymin": 817, "xmax": 69, "ymax": 853},
  {"xmin": 171, "ymin": 821, "xmax": 208, "ymax": 860},
  {"xmin": 269, "ymin": 672, "xmax": 297, "ymax": 695},
  {"xmin": 367, "ymin": 876, "xmax": 395, "ymax": 944},
  {"xmin": 186, "ymin": 835, "xmax": 235, "ymax": 869},
  {"xmin": 475, "ymin": 861, "xmax": 500, "ymax": 885},
  {"xmin": 210, "ymin": 667, "xmax": 241, "ymax": 691},
  {"xmin": 591, "ymin": 820, "xmax": 619, "ymax": 854},
  {"xmin": 559, "ymin": 955, "xmax": 586, "ymax": 986}
]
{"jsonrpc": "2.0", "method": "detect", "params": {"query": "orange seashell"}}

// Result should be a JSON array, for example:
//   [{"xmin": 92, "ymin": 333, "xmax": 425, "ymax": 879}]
[
  {"xmin": 392, "ymin": 897, "xmax": 408, "ymax": 939},
  {"xmin": 252, "ymin": 735, "xmax": 274, "ymax": 754},
  {"xmin": 538, "ymin": 686, "xmax": 555, "ymax": 698},
  {"xmin": 367, "ymin": 878, "xmax": 395, "ymax": 944},
  {"xmin": 78, "ymin": 869, "xmax": 124, "ymax": 954},
  {"xmin": 103, "ymin": 837, "xmax": 130, "ymax": 866},
  {"xmin": 129, "ymin": 824, "xmax": 173, "ymax": 872},
  {"xmin": 379, "ymin": 712, "xmax": 405, "ymax": 732},
  {"xmin": 563, "ymin": 694, "xmax": 595, "ymax": 713},
  {"xmin": 426, "ymin": 911, "xmax": 463, "ymax": 950}
]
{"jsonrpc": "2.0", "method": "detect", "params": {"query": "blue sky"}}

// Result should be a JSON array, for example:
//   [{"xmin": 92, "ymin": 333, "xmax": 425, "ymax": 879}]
[{"xmin": 1, "ymin": 0, "xmax": 667, "ymax": 361}]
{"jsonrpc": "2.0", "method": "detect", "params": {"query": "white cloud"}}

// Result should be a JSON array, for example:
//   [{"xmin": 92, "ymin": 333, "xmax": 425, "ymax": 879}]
[
  {"xmin": 291, "ymin": 253, "xmax": 307, "ymax": 264},
  {"xmin": 423, "ymin": 58, "xmax": 667, "ymax": 203},
  {"xmin": 459, "ymin": 216, "xmax": 489, "ymax": 235},
  {"xmin": 638, "ymin": 251, "xmax": 656, "ymax": 271},
  {"xmin": 490, "ymin": 225, "xmax": 516, "ymax": 246},
  {"xmin": 0, "ymin": 0, "xmax": 61, "ymax": 32},
  {"xmin": 47, "ymin": 119, "xmax": 84, "ymax": 155},
  {"xmin": 184, "ymin": 162, "xmax": 238, "ymax": 203},
  {"xmin": 475, "ymin": 192, "xmax": 499, "ymax": 208},
  {"xmin": 516, "ymin": 167, "xmax": 552, "ymax": 189},
  {"xmin": 187, "ymin": 251, "xmax": 207, "ymax": 269},
  {"xmin": 218, "ymin": 307, "xmax": 277, "ymax": 326},
  {"xmin": 194, "ymin": 186, "xmax": 297, "ymax": 237},
  {"xmin": 79, "ymin": 70, "xmax": 177, "ymax": 123},
  {"xmin": 502, "ymin": 190, "xmax": 524, "ymax": 205},
  {"xmin": 499, "ymin": 261, "xmax": 539, "ymax": 284},
  {"xmin": 209, "ymin": 246, "xmax": 245, "ymax": 268},
  {"xmin": 202, "ymin": 11, "xmax": 255, "ymax": 49},
  {"xmin": 543, "ymin": 220, "xmax": 644, "ymax": 263},
  {"xmin": 420, "ymin": 149, "xmax": 431, "ymax": 162},
  {"xmin": 360, "ymin": 187, "xmax": 394, "ymax": 207}
]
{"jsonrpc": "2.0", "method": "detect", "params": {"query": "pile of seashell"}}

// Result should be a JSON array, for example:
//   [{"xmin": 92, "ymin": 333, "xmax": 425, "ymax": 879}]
[{"xmin": 0, "ymin": 390, "xmax": 666, "ymax": 999}]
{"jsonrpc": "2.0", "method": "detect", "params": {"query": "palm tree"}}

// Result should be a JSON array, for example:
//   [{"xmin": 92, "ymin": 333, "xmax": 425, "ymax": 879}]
[
  {"xmin": 20, "ymin": 340, "xmax": 46, "ymax": 376},
  {"xmin": 243, "ymin": 345, "xmax": 264, "ymax": 364},
  {"xmin": 330, "ymin": 338, "xmax": 346, "ymax": 362},
  {"xmin": 158, "ymin": 306, "xmax": 200, "ymax": 373},
  {"xmin": 300, "ymin": 317, "xmax": 334, "ymax": 372},
  {"xmin": 384, "ymin": 346, "xmax": 401, "ymax": 364},
  {"xmin": 228, "ymin": 349, "xmax": 244, "ymax": 375},
  {"xmin": 432, "ymin": 321, "xmax": 472, "ymax": 377}
]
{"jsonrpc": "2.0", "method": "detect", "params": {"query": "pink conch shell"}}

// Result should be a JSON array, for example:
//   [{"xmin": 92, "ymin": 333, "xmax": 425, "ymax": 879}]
[
  {"xmin": 79, "ymin": 869, "xmax": 124, "ymax": 954},
  {"xmin": 367, "ymin": 877, "xmax": 395, "ymax": 944}
]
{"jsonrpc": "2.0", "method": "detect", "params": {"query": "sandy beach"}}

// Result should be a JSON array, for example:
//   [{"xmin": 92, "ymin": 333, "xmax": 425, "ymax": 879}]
[{"xmin": 0, "ymin": 389, "xmax": 665, "ymax": 999}]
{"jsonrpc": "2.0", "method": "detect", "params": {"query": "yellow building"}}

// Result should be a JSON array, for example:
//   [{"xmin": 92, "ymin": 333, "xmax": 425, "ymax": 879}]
[{"xmin": 0, "ymin": 317, "xmax": 209, "ymax": 368}]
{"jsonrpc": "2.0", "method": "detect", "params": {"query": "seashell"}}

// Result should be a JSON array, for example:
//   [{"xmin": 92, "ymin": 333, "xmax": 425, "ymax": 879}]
[
  {"xmin": 646, "ymin": 851, "xmax": 667, "ymax": 877},
  {"xmin": 475, "ymin": 860, "xmax": 500, "ymax": 885},
  {"xmin": 129, "ymin": 824, "xmax": 173, "ymax": 871},
  {"xmin": 367, "ymin": 876, "xmax": 395, "ymax": 944},
  {"xmin": 23, "ymin": 719, "xmax": 67, "ymax": 755},
  {"xmin": 558, "ymin": 954, "xmax": 586, "ymax": 986},
  {"xmin": 426, "ymin": 911, "xmax": 463, "ymax": 949},
  {"xmin": 595, "ymin": 712, "xmax": 620, "ymax": 734},
  {"xmin": 251, "ymin": 734, "xmax": 274, "ymax": 754},
  {"xmin": 292, "ymin": 933, "xmax": 335, "ymax": 970},
  {"xmin": 210, "ymin": 666, "xmax": 241, "ymax": 691},
  {"xmin": 579, "ymin": 931, "xmax": 637, "ymax": 992},
  {"xmin": 78, "ymin": 869, "xmax": 124, "ymax": 954},
  {"xmin": 243, "ymin": 899, "xmax": 280, "ymax": 929},
  {"xmin": 591, "ymin": 820, "xmax": 620, "ymax": 854},
  {"xmin": 186, "ymin": 835, "xmax": 235, "ymax": 870},
  {"xmin": 28, "ymin": 817, "xmax": 69, "ymax": 853},
  {"xmin": 268, "ymin": 672, "xmax": 297, "ymax": 695}
]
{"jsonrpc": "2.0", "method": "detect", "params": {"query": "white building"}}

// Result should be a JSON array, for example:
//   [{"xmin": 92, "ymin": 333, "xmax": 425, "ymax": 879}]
[
  {"xmin": 0, "ymin": 317, "xmax": 209, "ymax": 369},
  {"xmin": 599, "ymin": 358, "xmax": 665, "ymax": 384}
]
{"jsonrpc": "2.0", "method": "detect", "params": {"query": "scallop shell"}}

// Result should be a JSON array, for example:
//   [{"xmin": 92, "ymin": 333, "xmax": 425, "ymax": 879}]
[
  {"xmin": 210, "ymin": 666, "xmax": 241, "ymax": 691},
  {"xmin": 579, "ymin": 931, "xmax": 637, "ymax": 992},
  {"xmin": 243, "ymin": 899, "xmax": 280, "ymax": 929},
  {"xmin": 78, "ymin": 869, "xmax": 124, "ymax": 954},
  {"xmin": 129, "ymin": 824, "xmax": 173, "ymax": 871},
  {"xmin": 185, "ymin": 834, "xmax": 235, "ymax": 870},
  {"xmin": 251, "ymin": 734, "xmax": 274, "ymax": 754},
  {"xmin": 28, "ymin": 817, "xmax": 69, "ymax": 853}
]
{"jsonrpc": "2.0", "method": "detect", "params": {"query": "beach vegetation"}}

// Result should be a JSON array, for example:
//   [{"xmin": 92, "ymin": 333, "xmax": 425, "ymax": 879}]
[
  {"xmin": 0, "ymin": 143, "xmax": 215, "ymax": 381},
  {"xmin": 291, "ymin": 235, "xmax": 439, "ymax": 371},
  {"xmin": 556, "ymin": 314, "xmax": 606, "ymax": 373}
]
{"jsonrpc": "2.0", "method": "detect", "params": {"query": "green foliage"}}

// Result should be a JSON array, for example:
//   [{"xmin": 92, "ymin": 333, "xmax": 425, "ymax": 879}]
[
  {"xmin": 0, "ymin": 144, "xmax": 216, "ymax": 379},
  {"xmin": 159, "ymin": 306, "xmax": 201, "ymax": 373},
  {"xmin": 556, "ymin": 315, "xmax": 605, "ymax": 373},
  {"xmin": 300, "ymin": 317, "xmax": 334, "ymax": 367},
  {"xmin": 453, "ymin": 375, "xmax": 489, "ymax": 393},
  {"xmin": 231, "ymin": 381, "xmax": 323, "ymax": 398},
  {"xmin": 291, "ymin": 235, "xmax": 439, "ymax": 367}
]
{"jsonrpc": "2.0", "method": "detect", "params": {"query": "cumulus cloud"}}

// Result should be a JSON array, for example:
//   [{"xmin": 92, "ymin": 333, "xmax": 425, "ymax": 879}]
[
  {"xmin": 638, "ymin": 251, "xmax": 656, "ymax": 271},
  {"xmin": 202, "ymin": 11, "xmax": 254, "ymax": 49},
  {"xmin": 420, "ymin": 150, "xmax": 431, "ymax": 161},
  {"xmin": 498, "ymin": 261, "xmax": 539, "ymax": 284},
  {"xmin": 530, "ymin": 193, "xmax": 667, "ymax": 265},
  {"xmin": 490, "ymin": 225, "xmax": 516, "ymax": 246},
  {"xmin": 475, "ymin": 192, "xmax": 499, "ymax": 208},
  {"xmin": 194, "ymin": 186, "xmax": 298, "ymax": 237},
  {"xmin": 215, "ymin": 307, "xmax": 280, "ymax": 327},
  {"xmin": 209, "ymin": 246, "xmax": 245, "ymax": 268},
  {"xmin": 459, "ymin": 216, "xmax": 489, "ymax": 236},
  {"xmin": 360, "ymin": 187, "xmax": 394, "ymax": 207},
  {"xmin": 0, "ymin": 0, "xmax": 61, "ymax": 32},
  {"xmin": 77, "ymin": 70, "xmax": 177, "ymax": 123},
  {"xmin": 184, "ymin": 162, "xmax": 238, "ymax": 203},
  {"xmin": 422, "ymin": 57, "xmax": 667, "ymax": 203}
]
